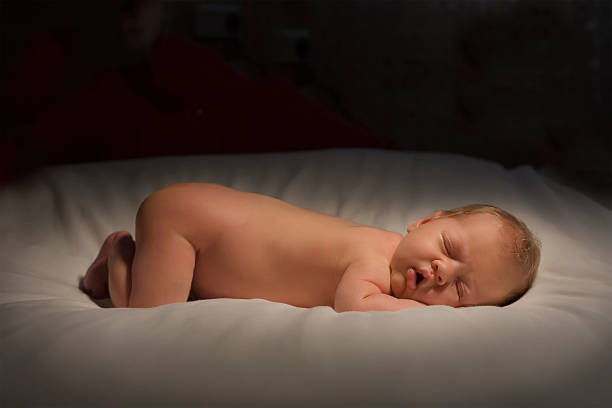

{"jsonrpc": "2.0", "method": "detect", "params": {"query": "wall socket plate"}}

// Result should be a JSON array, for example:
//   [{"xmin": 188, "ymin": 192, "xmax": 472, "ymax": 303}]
[
  {"xmin": 270, "ymin": 28, "xmax": 311, "ymax": 64},
  {"xmin": 194, "ymin": 4, "xmax": 241, "ymax": 39}
]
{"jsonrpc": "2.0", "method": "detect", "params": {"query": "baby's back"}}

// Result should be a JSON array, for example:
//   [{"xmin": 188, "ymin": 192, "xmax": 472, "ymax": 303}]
[{"xmin": 153, "ymin": 183, "xmax": 394, "ymax": 308}]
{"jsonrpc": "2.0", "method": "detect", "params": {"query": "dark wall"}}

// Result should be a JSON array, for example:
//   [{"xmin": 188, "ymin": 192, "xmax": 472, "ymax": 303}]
[{"xmin": 1, "ymin": 1, "xmax": 610, "ymax": 193}]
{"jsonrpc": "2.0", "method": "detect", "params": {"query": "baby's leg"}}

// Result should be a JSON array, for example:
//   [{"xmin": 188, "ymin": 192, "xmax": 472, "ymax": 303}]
[
  {"xmin": 85, "ymin": 186, "xmax": 200, "ymax": 307},
  {"xmin": 119, "ymin": 226, "xmax": 196, "ymax": 308},
  {"xmin": 107, "ymin": 231, "xmax": 135, "ymax": 307},
  {"xmin": 85, "ymin": 229, "xmax": 195, "ymax": 308},
  {"xmin": 82, "ymin": 231, "xmax": 125, "ymax": 299},
  {"xmin": 107, "ymin": 196, "xmax": 197, "ymax": 308}
]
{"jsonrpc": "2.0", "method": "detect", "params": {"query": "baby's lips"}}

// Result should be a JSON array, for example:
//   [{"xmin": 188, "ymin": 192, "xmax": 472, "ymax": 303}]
[
  {"xmin": 418, "ymin": 268, "xmax": 435, "ymax": 283},
  {"xmin": 406, "ymin": 267, "xmax": 417, "ymax": 290}
]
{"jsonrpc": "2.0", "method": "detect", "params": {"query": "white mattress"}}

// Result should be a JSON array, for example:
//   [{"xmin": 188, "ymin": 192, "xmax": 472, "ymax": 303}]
[{"xmin": 1, "ymin": 149, "xmax": 610, "ymax": 407}]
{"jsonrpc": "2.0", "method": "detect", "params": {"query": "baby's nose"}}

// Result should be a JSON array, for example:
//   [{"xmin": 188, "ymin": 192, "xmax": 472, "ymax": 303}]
[
  {"xmin": 430, "ymin": 264, "xmax": 439, "ymax": 284},
  {"xmin": 432, "ymin": 260, "xmax": 450, "ymax": 285}
]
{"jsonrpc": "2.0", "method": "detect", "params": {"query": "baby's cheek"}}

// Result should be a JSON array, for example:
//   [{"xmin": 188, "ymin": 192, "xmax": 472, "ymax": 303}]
[
  {"xmin": 417, "ymin": 286, "xmax": 455, "ymax": 306},
  {"xmin": 390, "ymin": 250, "xmax": 410, "ymax": 271}
]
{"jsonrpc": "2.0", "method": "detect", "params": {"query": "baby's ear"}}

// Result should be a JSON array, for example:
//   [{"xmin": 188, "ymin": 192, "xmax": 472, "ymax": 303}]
[{"xmin": 406, "ymin": 210, "xmax": 445, "ymax": 233}]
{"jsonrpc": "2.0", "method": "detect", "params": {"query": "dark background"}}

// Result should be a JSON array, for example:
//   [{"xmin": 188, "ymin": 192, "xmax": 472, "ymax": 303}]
[{"xmin": 1, "ymin": 0, "xmax": 610, "ymax": 204}]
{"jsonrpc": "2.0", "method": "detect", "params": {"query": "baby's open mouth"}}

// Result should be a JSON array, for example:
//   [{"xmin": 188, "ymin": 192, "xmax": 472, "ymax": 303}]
[
  {"xmin": 415, "ymin": 270, "xmax": 424, "ymax": 286},
  {"xmin": 392, "ymin": 267, "xmax": 428, "ymax": 296}
]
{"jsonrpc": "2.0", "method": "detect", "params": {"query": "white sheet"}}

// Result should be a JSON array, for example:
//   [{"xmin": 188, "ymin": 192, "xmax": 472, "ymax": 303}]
[{"xmin": 1, "ymin": 149, "xmax": 610, "ymax": 407}]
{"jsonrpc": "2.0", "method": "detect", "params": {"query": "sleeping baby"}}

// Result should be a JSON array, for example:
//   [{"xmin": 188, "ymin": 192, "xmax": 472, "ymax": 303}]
[{"xmin": 81, "ymin": 183, "xmax": 540, "ymax": 311}]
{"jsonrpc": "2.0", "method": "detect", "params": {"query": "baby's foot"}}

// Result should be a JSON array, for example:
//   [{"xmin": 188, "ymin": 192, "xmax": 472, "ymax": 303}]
[
  {"xmin": 82, "ymin": 231, "xmax": 127, "ymax": 298},
  {"xmin": 107, "ymin": 232, "xmax": 136, "ymax": 307}
]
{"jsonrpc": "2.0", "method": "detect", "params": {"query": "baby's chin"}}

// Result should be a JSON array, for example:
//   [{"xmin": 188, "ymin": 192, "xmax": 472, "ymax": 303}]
[{"xmin": 390, "ymin": 270, "xmax": 409, "ymax": 299}]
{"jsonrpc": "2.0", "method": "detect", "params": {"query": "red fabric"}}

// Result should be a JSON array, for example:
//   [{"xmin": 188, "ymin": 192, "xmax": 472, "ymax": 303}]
[
  {"xmin": 2, "ymin": 32, "xmax": 66, "ymax": 124},
  {"xmin": 22, "ymin": 34, "xmax": 382, "ymax": 165}
]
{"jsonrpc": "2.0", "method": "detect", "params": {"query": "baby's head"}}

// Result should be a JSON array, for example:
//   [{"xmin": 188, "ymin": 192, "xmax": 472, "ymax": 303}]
[{"xmin": 390, "ymin": 204, "xmax": 540, "ymax": 307}]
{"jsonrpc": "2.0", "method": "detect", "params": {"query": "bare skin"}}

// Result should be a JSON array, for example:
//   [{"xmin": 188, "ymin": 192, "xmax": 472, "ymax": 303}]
[{"xmin": 82, "ymin": 183, "xmax": 523, "ymax": 311}]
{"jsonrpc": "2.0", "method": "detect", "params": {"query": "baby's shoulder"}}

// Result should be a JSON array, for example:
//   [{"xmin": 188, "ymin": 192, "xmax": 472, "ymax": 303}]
[{"xmin": 345, "ymin": 225, "xmax": 401, "ymax": 261}]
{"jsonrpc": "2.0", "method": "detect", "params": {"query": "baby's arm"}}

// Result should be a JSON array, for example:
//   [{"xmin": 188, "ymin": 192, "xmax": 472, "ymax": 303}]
[{"xmin": 334, "ymin": 258, "xmax": 426, "ymax": 312}]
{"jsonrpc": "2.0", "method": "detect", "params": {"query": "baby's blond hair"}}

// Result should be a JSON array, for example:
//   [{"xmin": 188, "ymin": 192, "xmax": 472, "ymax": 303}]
[{"xmin": 442, "ymin": 204, "xmax": 541, "ymax": 306}]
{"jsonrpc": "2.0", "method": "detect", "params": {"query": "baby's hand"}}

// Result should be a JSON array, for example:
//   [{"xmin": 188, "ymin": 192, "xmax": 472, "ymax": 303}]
[{"xmin": 335, "ymin": 259, "xmax": 427, "ymax": 312}]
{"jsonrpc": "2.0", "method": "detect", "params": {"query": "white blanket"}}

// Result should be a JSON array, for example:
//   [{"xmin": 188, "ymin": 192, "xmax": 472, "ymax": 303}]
[{"xmin": 1, "ymin": 149, "xmax": 610, "ymax": 407}]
